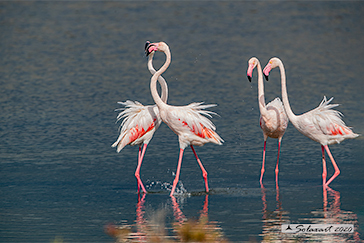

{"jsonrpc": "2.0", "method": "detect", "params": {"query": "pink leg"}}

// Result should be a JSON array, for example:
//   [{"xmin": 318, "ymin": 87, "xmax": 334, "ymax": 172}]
[
  {"xmin": 260, "ymin": 140, "xmax": 267, "ymax": 187},
  {"xmin": 324, "ymin": 145, "xmax": 340, "ymax": 187},
  {"xmin": 191, "ymin": 145, "xmax": 209, "ymax": 193},
  {"xmin": 138, "ymin": 147, "xmax": 142, "ymax": 165},
  {"xmin": 170, "ymin": 148, "xmax": 184, "ymax": 196},
  {"xmin": 135, "ymin": 144, "xmax": 147, "ymax": 194},
  {"xmin": 321, "ymin": 145, "xmax": 327, "ymax": 186},
  {"xmin": 275, "ymin": 140, "xmax": 281, "ymax": 186},
  {"xmin": 136, "ymin": 147, "xmax": 142, "ymax": 193}
]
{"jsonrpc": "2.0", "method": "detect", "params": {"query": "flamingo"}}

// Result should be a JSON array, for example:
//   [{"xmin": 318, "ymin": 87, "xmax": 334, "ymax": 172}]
[
  {"xmin": 247, "ymin": 57, "xmax": 289, "ymax": 186},
  {"xmin": 145, "ymin": 41, "xmax": 223, "ymax": 196},
  {"xmin": 112, "ymin": 42, "xmax": 169, "ymax": 193},
  {"xmin": 263, "ymin": 57, "xmax": 359, "ymax": 187}
]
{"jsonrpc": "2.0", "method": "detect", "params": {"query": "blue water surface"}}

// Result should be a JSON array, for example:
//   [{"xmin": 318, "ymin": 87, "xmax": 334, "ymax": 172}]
[{"xmin": 0, "ymin": 2, "xmax": 363, "ymax": 242}]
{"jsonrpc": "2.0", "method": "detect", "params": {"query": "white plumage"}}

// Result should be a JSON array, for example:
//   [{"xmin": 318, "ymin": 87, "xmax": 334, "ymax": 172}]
[
  {"xmin": 294, "ymin": 96, "xmax": 358, "ymax": 145},
  {"xmin": 112, "ymin": 100, "xmax": 161, "ymax": 152},
  {"xmin": 263, "ymin": 57, "xmax": 358, "ymax": 187},
  {"xmin": 247, "ymin": 57, "xmax": 288, "ymax": 186},
  {"xmin": 111, "ymin": 49, "xmax": 168, "ymax": 194},
  {"xmin": 160, "ymin": 102, "xmax": 223, "ymax": 149},
  {"xmin": 146, "ymin": 41, "xmax": 223, "ymax": 196}
]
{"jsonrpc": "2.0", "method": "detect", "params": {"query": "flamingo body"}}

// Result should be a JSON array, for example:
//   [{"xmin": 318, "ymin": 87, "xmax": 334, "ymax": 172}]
[
  {"xmin": 263, "ymin": 57, "xmax": 359, "ymax": 187},
  {"xmin": 146, "ymin": 41, "xmax": 223, "ymax": 196},
  {"xmin": 288, "ymin": 96, "xmax": 357, "ymax": 146},
  {"xmin": 112, "ymin": 48, "xmax": 168, "ymax": 193},
  {"xmin": 260, "ymin": 97, "xmax": 288, "ymax": 140},
  {"xmin": 159, "ymin": 102, "xmax": 223, "ymax": 149},
  {"xmin": 112, "ymin": 101, "xmax": 161, "ymax": 151},
  {"xmin": 247, "ymin": 57, "xmax": 288, "ymax": 186}
]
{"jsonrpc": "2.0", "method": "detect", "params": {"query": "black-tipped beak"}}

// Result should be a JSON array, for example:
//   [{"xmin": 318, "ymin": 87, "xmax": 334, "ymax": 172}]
[
  {"xmin": 144, "ymin": 41, "xmax": 150, "ymax": 51},
  {"xmin": 247, "ymin": 75, "xmax": 252, "ymax": 82},
  {"xmin": 145, "ymin": 41, "xmax": 154, "ymax": 56},
  {"xmin": 264, "ymin": 74, "xmax": 269, "ymax": 81}
]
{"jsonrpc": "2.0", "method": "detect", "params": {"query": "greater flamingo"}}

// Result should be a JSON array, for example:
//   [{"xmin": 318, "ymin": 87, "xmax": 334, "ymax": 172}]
[
  {"xmin": 145, "ymin": 41, "xmax": 223, "ymax": 196},
  {"xmin": 112, "ymin": 43, "xmax": 169, "ymax": 193},
  {"xmin": 263, "ymin": 57, "xmax": 359, "ymax": 187},
  {"xmin": 247, "ymin": 57, "xmax": 288, "ymax": 186}
]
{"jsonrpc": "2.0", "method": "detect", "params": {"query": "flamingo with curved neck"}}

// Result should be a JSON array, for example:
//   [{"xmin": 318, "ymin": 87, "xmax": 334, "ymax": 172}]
[
  {"xmin": 146, "ymin": 41, "xmax": 168, "ymax": 103},
  {"xmin": 146, "ymin": 41, "xmax": 223, "ymax": 196},
  {"xmin": 112, "ymin": 45, "xmax": 169, "ymax": 194},
  {"xmin": 247, "ymin": 57, "xmax": 288, "ymax": 187},
  {"xmin": 263, "ymin": 57, "xmax": 359, "ymax": 187}
]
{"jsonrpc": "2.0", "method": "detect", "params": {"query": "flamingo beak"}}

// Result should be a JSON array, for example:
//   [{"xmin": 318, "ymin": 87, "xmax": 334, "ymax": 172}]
[
  {"xmin": 247, "ymin": 64, "xmax": 254, "ymax": 82},
  {"xmin": 144, "ymin": 41, "xmax": 150, "ymax": 52},
  {"xmin": 263, "ymin": 63, "xmax": 272, "ymax": 81},
  {"xmin": 145, "ymin": 41, "xmax": 155, "ymax": 56}
]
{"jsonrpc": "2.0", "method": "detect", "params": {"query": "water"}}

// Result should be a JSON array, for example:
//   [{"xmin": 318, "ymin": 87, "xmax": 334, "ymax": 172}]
[{"xmin": 1, "ymin": 1, "xmax": 363, "ymax": 242}]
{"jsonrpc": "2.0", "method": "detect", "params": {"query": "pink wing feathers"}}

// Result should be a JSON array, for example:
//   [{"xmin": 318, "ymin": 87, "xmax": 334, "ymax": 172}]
[
  {"xmin": 167, "ymin": 102, "xmax": 223, "ymax": 146},
  {"xmin": 112, "ymin": 100, "xmax": 162, "ymax": 152},
  {"xmin": 298, "ymin": 96, "xmax": 358, "ymax": 144}
]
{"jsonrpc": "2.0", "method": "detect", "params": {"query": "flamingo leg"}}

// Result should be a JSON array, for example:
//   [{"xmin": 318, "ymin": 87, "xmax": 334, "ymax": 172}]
[
  {"xmin": 260, "ymin": 140, "xmax": 267, "ymax": 187},
  {"xmin": 275, "ymin": 140, "xmax": 281, "ymax": 186},
  {"xmin": 321, "ymin": 145, "xmax": 327, "ymax": 186},
  {"xmin": 135, "ymin": 144, "xmax": 147, "ymax": 194},
  {"xmin": 324, "ymin": 145, "xmax": 340, "ymax": 187},
  {"xmin": 170, "ymin": 148, "xmax": 184, "ymax": 196},
  {"xmin": 136, "ymin": 147, "xmax": 142, "ymax": 193},
  {"xmin": 190, "ymin": 145, "xmax": 209, "ymax": 193}
]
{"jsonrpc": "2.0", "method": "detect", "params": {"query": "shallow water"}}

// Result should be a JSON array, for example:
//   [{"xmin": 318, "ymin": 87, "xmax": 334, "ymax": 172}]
[{"xmin": 1, "ymin": 1, "xmax": 363, "ymax": 242}]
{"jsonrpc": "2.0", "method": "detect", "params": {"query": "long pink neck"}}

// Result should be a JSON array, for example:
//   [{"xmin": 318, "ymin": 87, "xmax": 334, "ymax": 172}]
[
  {"xmin": 278, "ymin": 60, "xmax": 297, "ymax": 123},
  {"xmin": 150, "ymin": 47, "xmax": 171, "ymax": 109},
  {"xmin": 148, "ymin": 53, "xmax": 168, "ymax": 103},
  {"xmin": 256, "ymin": 59, "xmax": 267, "ymax": 117}
]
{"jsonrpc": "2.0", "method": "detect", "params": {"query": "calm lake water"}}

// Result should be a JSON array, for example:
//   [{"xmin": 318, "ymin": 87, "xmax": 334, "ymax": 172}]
[{"xmin": 1, "ymin": 1, "xmax": 364, "ymax": 242}]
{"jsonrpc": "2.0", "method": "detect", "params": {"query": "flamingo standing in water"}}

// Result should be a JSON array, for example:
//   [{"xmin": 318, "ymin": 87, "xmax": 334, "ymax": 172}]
[
  {"xmin": 263, "ymin": 57, "xmax": 359, "ymax": 187},
  {"xmin": 145, "ymin": 41, "xmax": 223, "ymax": 196},
  {"xmin": 247, "ymin": 57, "xmax": 288, "ymax": 186},
  {"xmin": 112, "ymin": 43, "xmax": 169, "ymax": 193}
]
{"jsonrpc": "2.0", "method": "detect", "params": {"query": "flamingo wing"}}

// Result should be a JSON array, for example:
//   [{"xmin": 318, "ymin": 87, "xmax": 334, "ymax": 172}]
[
  {"xmin": 168, "ymin": 102, "xmax": 223, "ymax": 146},
  {"xmin": 301, "ymin": 96, "xmax": 358, "ymax": 143},
  {"xmin": 112, "ymin": 100, "xmax": 161, "ymax": 152}
]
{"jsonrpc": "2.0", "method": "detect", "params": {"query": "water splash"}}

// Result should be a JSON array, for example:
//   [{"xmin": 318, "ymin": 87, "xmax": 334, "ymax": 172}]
[{"xmin": 146, "ymin": 180, "xmax": 191, "ymax": 197}]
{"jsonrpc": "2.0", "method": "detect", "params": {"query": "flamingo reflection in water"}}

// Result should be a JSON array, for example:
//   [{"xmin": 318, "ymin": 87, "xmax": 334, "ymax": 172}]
[
  {"xmin": 260, "ymin": 185, "xmax": 361, "ymax": 242},
  {"xmin": 314, "ymin": 186, "xmax": 362, "ymax": 242},
  {"xmin": 260, "ymin": 185, "xmax": 291, "ymax": 242},
  {"xmin": 171, "ymin": 195, "xmax": 228, "ymax": 242},
  {"xmin": 106, "ymin": 194, "xmax": 228, "ymax": 242},
  {"xmin": 105, "ymin": 193, "xmax": 169, "ymax": 242}
]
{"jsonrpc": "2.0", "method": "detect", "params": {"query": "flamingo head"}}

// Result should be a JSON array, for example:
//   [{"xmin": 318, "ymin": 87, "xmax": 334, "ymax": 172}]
[
  {"xmin": 263, "ymin": 57, "xmax": 281, "ymax": 81},
  {"xmin": 145, "ymin": 41, "xmax": 168, "ymax": 56},
  {"xmin": 145, "ymin": 41, "xmax": 153, "ymax": 56},
  {"xmin": 247, "ymin": 57, "xmax": 259, "ymax": 82}
]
